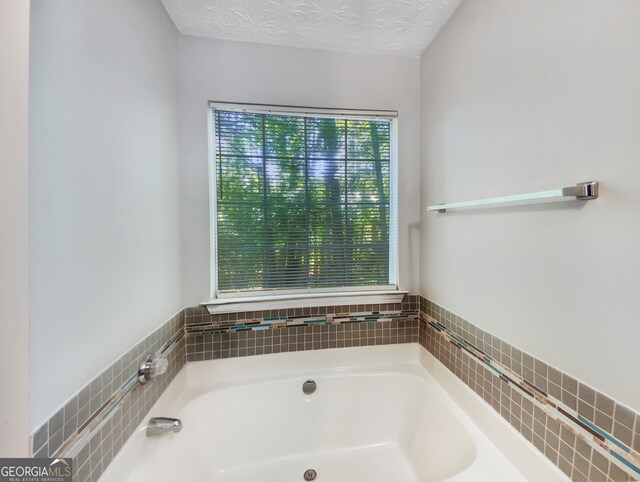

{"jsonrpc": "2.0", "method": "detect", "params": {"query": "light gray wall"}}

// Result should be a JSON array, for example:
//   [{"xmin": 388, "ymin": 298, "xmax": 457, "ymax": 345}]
[
  {"xmin": 29, "ymin": 0, "xmax": 182, "ymax": 430},
  {"xmin": 179, "ymin": 36, "xmax": 421, "ymax": 306},
  {"xmin": 0, "ymin": 0, "xmax": 30, "ymax": 456},
  {"xmin": 420, "ymin": 0, "xmax": 640, "ymax": 411}
]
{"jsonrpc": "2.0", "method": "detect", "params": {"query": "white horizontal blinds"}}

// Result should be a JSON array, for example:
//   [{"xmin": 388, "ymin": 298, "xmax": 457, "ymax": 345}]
[{"xmin": 214, "ymin": 109, "xmax": 392, "ymax": 294}]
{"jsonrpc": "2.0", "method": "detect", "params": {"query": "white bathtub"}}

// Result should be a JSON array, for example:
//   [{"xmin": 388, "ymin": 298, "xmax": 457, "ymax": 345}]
[{"xmin": 100, "ymin": 344, "xmax": 567, "ymax": 482}]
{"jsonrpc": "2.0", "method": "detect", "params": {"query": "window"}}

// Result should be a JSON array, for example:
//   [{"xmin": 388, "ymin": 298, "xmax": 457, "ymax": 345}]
[{"xmin": 209, "ymin": 104, "xmax": 398, "ymax": 300}]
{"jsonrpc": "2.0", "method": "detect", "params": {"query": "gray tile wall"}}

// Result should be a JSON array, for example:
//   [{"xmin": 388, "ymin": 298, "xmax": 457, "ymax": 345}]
[
  {"xmin": 185, "ymin": 295, "xmax": 421, "ymax": 361},
  {"xmin": 419, "ymin": 297, "xmax": 640, "ymax": 482},
  {"xmin": 185, "ymin": 296, "xmax": 421, "ymax": 328},
  {"xmin": 72, "ymin": 334, "xmax": 184, "ymax": 482},
  {"xmin": 187, "ymin": 319, "xmax": 419, "ymax": 361},
  {"xmin": 30, "ymin": 311, "xmax": 186, "ymax": 482}
]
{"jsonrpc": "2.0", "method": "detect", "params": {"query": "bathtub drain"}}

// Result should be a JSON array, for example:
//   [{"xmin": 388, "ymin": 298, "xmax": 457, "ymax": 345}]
[
  {"xmin": 302, "ymin": 379, "xmax": 317, "ymax": 395},
  {"xmin": 303, "ymin": 469, "xmax": 317, "ymax": 481}
]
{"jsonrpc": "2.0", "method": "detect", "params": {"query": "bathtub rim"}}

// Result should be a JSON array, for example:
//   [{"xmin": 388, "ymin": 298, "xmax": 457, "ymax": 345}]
[{"xmin": 98, "ymin": 343, "xmax": 568, "ymax": 482}]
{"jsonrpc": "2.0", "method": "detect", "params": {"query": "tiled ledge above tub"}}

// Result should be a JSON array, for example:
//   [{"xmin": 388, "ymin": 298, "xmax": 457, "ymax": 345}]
[
  {"xmin": 418, "ymin": 297, "xmax": 640, "ymax": 482},
  {"xmin": 185, "ymin": 295, "xmax": 420, "ymax": 361},
  {"xmin": 30, "ymin": 311, "xmax": 186, "ymax": 482}
]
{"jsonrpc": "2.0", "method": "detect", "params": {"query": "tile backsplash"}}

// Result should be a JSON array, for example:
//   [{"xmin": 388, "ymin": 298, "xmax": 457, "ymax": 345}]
[
  {"xmin": 419, "ymin": 297, "xmax": 640, "ymax": 482},
  {"xmin": 31, "ymin": 311, "xmax": 185, "ymax": 482},
  {"xmin": 184, "ymin": 297, "xmax": 421, "ymax": 361},
  {"xmin": 29, "ymin": 293, "xmax": 640, "ymax": 482}
]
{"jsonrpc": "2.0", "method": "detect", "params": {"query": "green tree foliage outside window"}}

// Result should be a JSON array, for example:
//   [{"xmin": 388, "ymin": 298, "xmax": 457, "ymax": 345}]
[{"xmin": 214, "ymin": 109, "xmax": 392, "ymax": 293}]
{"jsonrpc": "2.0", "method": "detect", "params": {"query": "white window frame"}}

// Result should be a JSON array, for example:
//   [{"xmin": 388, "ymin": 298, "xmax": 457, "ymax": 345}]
[{"xmin": 204, "ymin": 102, "xmax": 404, "ymax": 313}]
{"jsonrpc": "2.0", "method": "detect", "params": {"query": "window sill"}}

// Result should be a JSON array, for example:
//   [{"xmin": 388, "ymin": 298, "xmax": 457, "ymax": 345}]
[{"xmin": 201, "ymin": 290, "xmax": 408, "ymax": 315}]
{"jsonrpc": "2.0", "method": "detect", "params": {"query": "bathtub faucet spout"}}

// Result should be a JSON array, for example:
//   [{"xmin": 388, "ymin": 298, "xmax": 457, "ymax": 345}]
[{"xmin": 146, "ymin": 417, "xmax": 182, "ymax": 437}]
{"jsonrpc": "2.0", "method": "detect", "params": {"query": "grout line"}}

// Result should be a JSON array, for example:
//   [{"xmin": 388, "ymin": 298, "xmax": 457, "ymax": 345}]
[{"xmin": 420, "ymin": 306, "xmax": 640, "ymax": 480}]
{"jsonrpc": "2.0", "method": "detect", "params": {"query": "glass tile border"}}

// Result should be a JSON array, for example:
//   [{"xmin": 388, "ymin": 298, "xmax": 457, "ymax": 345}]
[
  {"xmin": 419, "ymin": 296, "xmax": 640, "ymax": 482},
  {"xmin": 187, "ymin": 319, "xmax": 419, "ymax": 361},
  {"xmin": 184, "ymin": 295, "xmax": 420, "ymax": 331}
]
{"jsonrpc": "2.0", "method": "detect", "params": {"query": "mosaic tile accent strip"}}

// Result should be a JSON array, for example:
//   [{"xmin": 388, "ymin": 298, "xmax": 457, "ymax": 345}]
[
  {"xmin": 30, "ymin": 310, "xmax": 186, "ymax": 482},
  {"xmin": 185, "ymin": 296, "xmax": 420, "ymax": 333},
  {"xmin": 419, "ymin": 297, "xmax": 640, "ymax": 482},
  {"xmin": 185, "ymin": 296, "xmax": 420, "ymax": 361},
  {"xmin": 187, "ymin": 319, "xmax": 419, "ymax": 361}
]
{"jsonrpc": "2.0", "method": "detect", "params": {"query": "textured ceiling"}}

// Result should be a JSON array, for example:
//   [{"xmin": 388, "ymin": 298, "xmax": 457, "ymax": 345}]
[{"xmin": 160, "ymin": 0, "xmax": 462, "ymax": 57}]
